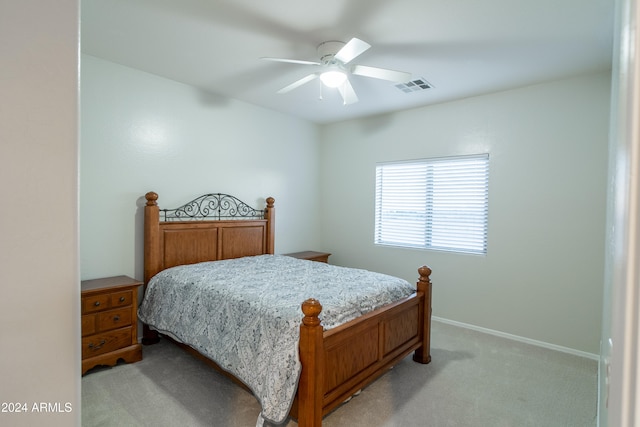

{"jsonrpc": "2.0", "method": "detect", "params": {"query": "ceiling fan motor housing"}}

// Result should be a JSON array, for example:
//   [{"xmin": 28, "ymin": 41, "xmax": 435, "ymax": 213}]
[{"xmin": 317, "ymin": 41, "xmax": 346, "ymax": 64}]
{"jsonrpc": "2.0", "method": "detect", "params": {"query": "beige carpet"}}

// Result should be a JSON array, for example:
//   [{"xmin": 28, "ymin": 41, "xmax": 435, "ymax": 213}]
[{"xmin": 82, "ymin": 321, "xmax": 597, "ymax": 426}]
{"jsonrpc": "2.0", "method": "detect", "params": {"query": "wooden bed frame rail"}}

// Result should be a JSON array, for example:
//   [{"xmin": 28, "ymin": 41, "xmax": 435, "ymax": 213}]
[{"xmin": 141, "ymin": 192, "xmax": 431, "ymax": 427}]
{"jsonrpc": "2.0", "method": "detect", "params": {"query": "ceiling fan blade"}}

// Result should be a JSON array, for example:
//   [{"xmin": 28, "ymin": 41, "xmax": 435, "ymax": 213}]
[
  {"xmin": 337, "ymin": 79, "xmax": 358, "ymax": 105},
  {"xmin": 277, "ymin": 74, "xmax": 318, "ymax": 94},
  {"xmin": 351, "ymin": 64, "xmax": 411, "ymax": 83},
  {"xmin": 261, "ymin": 57, "xmax": 321, "ymax": 66},
  {"xmin": 334, "ymin": 37, "xmax": 371, "ymax": 64}
]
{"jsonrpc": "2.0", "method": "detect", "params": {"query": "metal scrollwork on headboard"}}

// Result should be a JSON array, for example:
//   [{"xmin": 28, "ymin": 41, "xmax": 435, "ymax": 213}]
[{"xmin": 159, "ymin": 193, "xmax": 265, "ymax": 221}]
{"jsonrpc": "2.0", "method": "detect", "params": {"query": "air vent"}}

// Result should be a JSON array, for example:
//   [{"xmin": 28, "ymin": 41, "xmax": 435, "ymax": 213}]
[{"xmin": 395, "ymin": 78, "xmax": 433, "ymax": 93}]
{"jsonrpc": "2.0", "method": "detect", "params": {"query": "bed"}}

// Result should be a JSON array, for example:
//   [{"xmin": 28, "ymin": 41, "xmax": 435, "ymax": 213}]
[{"xmin": 139, "ymin": 191, "xmax": 432, "ymax": 427}]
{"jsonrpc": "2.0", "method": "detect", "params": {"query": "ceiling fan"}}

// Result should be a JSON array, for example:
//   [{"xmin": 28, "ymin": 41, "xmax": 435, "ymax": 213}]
[{"xmin": 262, "ymin": 37, "xmax": 412, "ymax": 105}]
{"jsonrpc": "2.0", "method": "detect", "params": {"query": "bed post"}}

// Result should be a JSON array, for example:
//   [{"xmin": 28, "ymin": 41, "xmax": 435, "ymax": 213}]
[
  {"xmin": 264, "ymin": 197, "xmax": 275, "ymax": 254},
  {"xmin": 144, "ymin": 192, "xmax": 160, "ymax": 283},
  {"xmin": 413, "ymin": 265, "xmax": 432, "ymax": 364},
  {"xmin": 142, "ymin": 191, "xmax": 161, "ymax": 345},
  {"xmin": 298, "ymin": 298, "xmax": 324, "ymax": 427}
]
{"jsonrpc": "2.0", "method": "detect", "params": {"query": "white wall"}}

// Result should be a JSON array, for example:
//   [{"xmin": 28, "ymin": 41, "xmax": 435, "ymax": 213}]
[
  {"xmin": 80, "ymin": 55, "xmax": 321, "ymax": 281},
  {"xmin": 318, "ymin": 73, "xmax": 610, "ymax": 354},
  {"xmin": 0, "ymin": 1, "xmax": 80, "ymax": 426}
]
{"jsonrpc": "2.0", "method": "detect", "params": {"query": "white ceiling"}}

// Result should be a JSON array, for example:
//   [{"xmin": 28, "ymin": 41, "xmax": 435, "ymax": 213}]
[{"xmin": 81, "ymin": 0, "xmax": 614, "ymax": 124}]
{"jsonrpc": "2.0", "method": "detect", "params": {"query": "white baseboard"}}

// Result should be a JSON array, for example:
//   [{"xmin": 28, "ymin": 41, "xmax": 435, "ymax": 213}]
[{"xmin": 432, "ymin": 316, "xmax": 600, "ymax": 361}]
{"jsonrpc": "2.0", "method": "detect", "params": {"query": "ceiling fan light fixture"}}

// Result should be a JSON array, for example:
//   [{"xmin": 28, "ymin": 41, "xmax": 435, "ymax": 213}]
[{"xmin": 320, "ymin": 70, "xmax": 347, "ymax": 88}]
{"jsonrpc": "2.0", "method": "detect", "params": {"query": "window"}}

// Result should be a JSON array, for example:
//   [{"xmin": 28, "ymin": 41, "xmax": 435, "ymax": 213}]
[{"xmin": 374, "ymin": 154, "xmax": 489, "ymax": 254}]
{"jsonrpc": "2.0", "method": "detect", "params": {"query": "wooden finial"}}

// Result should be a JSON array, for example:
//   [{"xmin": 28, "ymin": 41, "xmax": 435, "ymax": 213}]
[
  {"xmin": 266, "ymin": 197, "xmax": 275, "ymax": 208},
  {"xmin": 418, "ymin": 265, "xmax": 432, "ymax": 284},
  {"xmin": 301, "ymin": 298, "xmax": 322, "ymax": 326},
  {"xmin": 145, "ymin": 192, "xmax": 158, "ymax": 206}
]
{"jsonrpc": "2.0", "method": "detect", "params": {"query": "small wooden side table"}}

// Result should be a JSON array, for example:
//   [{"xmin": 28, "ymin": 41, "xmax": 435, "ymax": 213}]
[
  {"xmin": 284, "ymin": 251, "xmax": 331, "ymax": 263},
  {"xmin": 81, "ymin": 275, "xmax": 143, "ymax": 374}
]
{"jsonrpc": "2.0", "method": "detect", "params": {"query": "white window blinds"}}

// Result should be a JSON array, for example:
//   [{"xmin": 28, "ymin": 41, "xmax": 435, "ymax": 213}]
[{"xmin": 375, "ymin": 154, "xmax": 489, "ymax": 254}]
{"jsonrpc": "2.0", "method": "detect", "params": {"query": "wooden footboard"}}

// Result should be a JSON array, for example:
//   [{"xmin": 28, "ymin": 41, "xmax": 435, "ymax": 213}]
[{"xmin": 295, "ymin": 266, "xmax": 432, "ymax": 427}]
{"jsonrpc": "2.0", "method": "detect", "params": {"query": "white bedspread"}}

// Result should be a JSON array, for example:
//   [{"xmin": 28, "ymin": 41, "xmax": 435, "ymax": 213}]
[{"xmin": 138, "ymin": 254, "xmax": 415, "ymax": 425}]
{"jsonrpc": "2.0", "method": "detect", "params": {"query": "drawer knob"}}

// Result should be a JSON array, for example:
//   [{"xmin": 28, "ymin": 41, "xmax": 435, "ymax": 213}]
[
  {"xmin": 88, "ymin": 340, "xmax": 106, "ymax": 350},
  {"xmin": 113, "ymin": 315, "xmax": 120, "ymax": 322},
  {"xmin": 94, "ymin": 301, "xmax": 100, "ymax": 307},
  {"xmin": 119, "ymin": 297, "xmax": 125, "ymax": 302}
]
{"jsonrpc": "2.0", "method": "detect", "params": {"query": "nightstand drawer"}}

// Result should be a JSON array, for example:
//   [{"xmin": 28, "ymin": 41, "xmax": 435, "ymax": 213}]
[
  {"xmin": 82, "ymin": 326, "xmax": 133, "ymax": 358},
  {"xmin": 110, "ymin": 290, "xmax": 132, "ymax": 307},
  {"xmin": 97, "ymin": 307, "xmax": 132, "ymax": 332},
  {"xmin": 82, "ymin": 294, "xmax": 110, "ymax": 314}
]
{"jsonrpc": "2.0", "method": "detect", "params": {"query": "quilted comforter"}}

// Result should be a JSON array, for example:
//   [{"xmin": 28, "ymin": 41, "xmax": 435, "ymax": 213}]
[{"xmin": 137, "ymin": 254, "xmax": 415, "ymax": 425}]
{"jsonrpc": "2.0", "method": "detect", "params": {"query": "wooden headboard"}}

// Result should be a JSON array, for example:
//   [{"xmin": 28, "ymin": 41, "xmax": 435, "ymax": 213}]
[{"xmin": 143, "ymin": 191, "xmax": 275, "ymax": 284}]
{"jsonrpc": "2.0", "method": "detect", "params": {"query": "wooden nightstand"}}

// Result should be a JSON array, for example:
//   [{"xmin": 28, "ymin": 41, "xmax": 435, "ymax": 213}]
[
  {"xmin": 284, "ymin": 251, "xmax": 331, "ymax": 263},
  {"xmin": 81, "ymin": 275, "xmax": 143, "ymax": 374}
]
